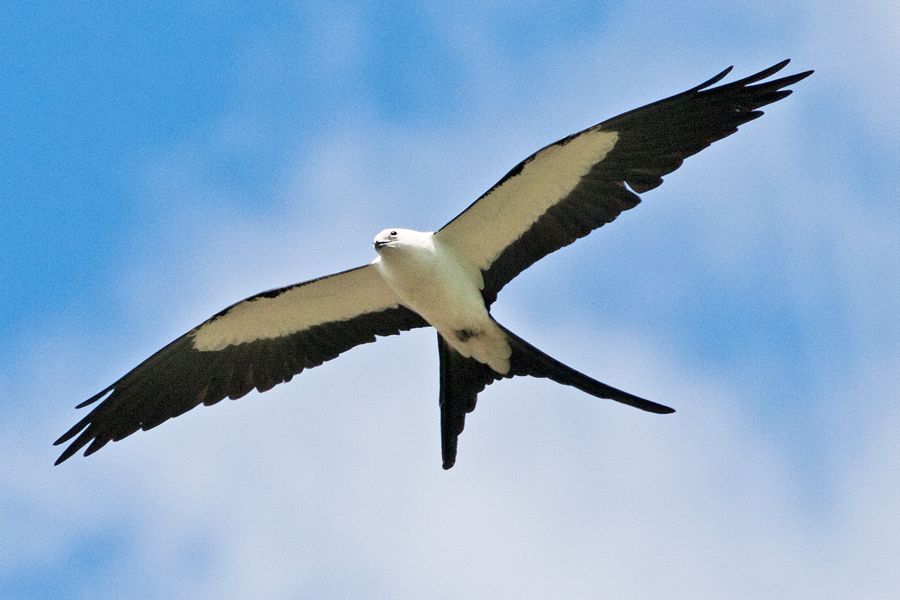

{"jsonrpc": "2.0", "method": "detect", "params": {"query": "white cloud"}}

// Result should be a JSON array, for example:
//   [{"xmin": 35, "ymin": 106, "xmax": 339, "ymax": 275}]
[{"xmin": 24, "ymin": 319, "xmax": 899, "ymax": 599}]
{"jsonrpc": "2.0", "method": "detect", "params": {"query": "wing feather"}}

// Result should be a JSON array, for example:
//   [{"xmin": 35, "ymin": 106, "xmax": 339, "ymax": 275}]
[
  {"xmin": 436, "ymin": 60, "xmax": 812, "ymax": 304},
  {"xmin": 54, "ymin": 264, "xmax": 426, "ymax": 464}
]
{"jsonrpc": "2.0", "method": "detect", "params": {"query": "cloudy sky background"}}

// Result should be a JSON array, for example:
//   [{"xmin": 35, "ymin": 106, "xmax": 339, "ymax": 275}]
[{"xmin": 3, "ymin": 1, "xmax": 898, "ymax": 598}]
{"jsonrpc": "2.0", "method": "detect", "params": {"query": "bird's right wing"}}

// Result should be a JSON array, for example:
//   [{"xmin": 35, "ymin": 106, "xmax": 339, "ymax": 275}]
[{"xmin": 55, "ymin": 264, "xmax": 427, "ymax": 464}]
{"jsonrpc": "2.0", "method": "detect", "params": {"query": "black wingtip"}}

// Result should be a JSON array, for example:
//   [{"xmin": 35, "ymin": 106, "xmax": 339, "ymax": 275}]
[
  {"xmin": 52, "ymin": 412, "xmax": 95, "ymax": 465},
  {"xmin": 776, "ymin": 68, "xmax": 815, "ymax": 87},
  {"xmin": 53, "ymin": 440, "xmax": 83, "ymax": 465},
  {"xmin": 693, "ymin": 65, "xmax": 734, "ymax": 91},
  {"xmin": 53, "ymin": 414, "xmax": 90, "ymax": 447},
  {"xmin": 621, "ymin": 396, "xmax": 676, "ymax": 414},
  {"xmin": 730, "ymin": 59, "xmax": 814, "ymax": 91},
  {"xmin": 728, "ymin": 59, "xmax": 791, "ymax": 87},
  {"xmin": 75, "ymin": 385, "xmax": 114, "ymax": 409},
  {"xmin": 696, "ymin": 59, "xmax": 814, "ymax": 96}
]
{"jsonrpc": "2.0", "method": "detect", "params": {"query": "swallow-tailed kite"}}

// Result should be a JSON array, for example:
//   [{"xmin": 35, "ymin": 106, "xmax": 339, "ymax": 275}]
[{"xmin": 55, "ymin": 60, "xmax": 812, "ymax": 469}]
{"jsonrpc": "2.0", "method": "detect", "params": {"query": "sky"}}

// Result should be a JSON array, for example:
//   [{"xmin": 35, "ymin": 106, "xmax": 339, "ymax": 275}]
[{"xmin": 2, "ymin": 1, "xmax": 898, "ymax": 598}]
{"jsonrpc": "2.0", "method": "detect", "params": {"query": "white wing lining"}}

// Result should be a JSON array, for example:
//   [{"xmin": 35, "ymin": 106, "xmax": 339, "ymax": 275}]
[
  {"xmin": 191, "ymin": 264, "xmax": 402, "ymax": 351},
  {"xmin": 437, "ymin": 127, "xmax": 618, "ymax": 271}
]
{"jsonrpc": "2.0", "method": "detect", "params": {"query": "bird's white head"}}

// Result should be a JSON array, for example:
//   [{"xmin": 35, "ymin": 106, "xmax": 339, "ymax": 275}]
[{"xmin": 373, "ymin": 228, "xmax": 433, "ymax": 252}]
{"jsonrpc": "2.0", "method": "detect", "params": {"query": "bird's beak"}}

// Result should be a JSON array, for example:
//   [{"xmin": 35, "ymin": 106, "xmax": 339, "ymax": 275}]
[{"xmin": 374, "ymin": 240, "xmax": 388, "ymax": 250}]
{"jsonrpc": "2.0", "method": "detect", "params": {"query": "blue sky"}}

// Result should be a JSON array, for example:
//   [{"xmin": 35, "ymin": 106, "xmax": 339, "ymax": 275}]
[{"xmin": 3, "ymin": 1, "xmax": 899, "ymax": 598}]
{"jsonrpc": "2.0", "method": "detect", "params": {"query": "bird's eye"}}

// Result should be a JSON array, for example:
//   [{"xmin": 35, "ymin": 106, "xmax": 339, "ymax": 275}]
[{"xmin": 390, "ymin": 230, "xmax": 397, "ymax": 236}]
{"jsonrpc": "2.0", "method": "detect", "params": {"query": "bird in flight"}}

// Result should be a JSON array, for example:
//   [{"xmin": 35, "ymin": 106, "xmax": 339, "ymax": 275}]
[{"xmin": 55, "ymin": 60, "xmax": 812, "ymax": 469}]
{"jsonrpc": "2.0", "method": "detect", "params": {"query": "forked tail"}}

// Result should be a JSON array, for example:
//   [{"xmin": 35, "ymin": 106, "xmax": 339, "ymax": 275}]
[
  {"xmin": 499, "ymin": 324, "xmax": 675, "ymax": 414},
  {"xmin": 437, "ymin": 322, "xmax": 674, "ymax": 469}
]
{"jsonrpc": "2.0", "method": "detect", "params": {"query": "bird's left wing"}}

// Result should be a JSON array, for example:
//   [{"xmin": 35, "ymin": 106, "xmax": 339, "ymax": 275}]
[
  {"xmin": 54, "ymin": 264, "xmax": 426, "ymax": 464},
  {"xmin": 436, "ymin": 60, "xmax": 812, "ymax": 304}
]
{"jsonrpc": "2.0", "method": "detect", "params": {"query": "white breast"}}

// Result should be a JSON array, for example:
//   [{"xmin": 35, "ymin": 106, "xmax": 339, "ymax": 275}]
[{"xmin": 373, "ymin": 230, "xmax": 510, "ymax": 373}]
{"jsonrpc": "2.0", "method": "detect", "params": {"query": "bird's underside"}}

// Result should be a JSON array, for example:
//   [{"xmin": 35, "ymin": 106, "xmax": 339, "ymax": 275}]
[{"xmin": 54, "ymin": 60, "xmax": 812, "ymax": 469}]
